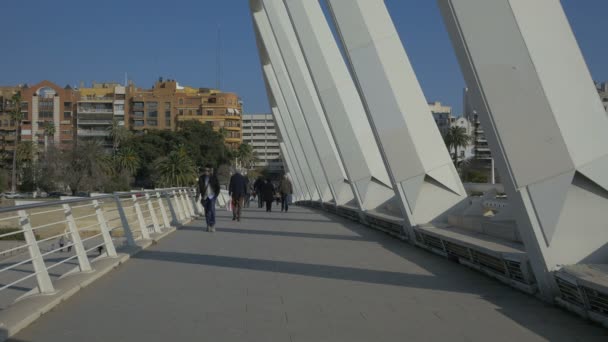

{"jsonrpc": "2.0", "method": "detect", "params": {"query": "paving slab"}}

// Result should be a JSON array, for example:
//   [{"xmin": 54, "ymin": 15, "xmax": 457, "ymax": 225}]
[{"xmin": 8, "ymin": 205, "xmax": 608, "ymax": 341}]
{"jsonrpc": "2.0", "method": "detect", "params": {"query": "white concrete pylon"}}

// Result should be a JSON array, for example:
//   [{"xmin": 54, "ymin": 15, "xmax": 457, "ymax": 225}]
[
  {"xmin": 260, "ymin": 0, "xmax": 355, "ymax": 207},
  {"xmin": 262, "ymin": 63, "xmax": 317, "ymax": 201},
  {"xmin": 325, "ymin": 0, "xmax": 466, "ymax": 235},
  {"xmin": 439, "ymin": 0, "xmax": 608, "ymax": 298},
  {"xmin": 279, "ymin": 138, "xmax": 304, "ymax": 199},
  {"xmin": 281, "ymin": 0, "xmax": 395, "ymax": 213},
  {"xmin": 252, "ymin": 4, "xmax": 333, "ymax": 203}
]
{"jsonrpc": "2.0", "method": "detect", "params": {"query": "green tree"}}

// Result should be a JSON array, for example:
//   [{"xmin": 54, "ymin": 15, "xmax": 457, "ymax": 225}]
[
  {"xmin": 113, "ymin": 147, "xmax": 140, "ymax": 176},
  {"xmin": 236, "ymin": 143, "xmax": 255, "ymax": 170},
  {"xmin": 444, "ymin": 126, "xmax": 471, "ymax": 164},
  {"xmin": 9, "ymin": 93, "xmax": 24, "ymax": 192},
  {"xmin": 65, "ymin": 140, "xmax": 112, "ymax": 194},
  {"xmin": 153, "ymin": 146, "xmax": 197, "ymax": 187},
  {"xmin": 107, "ymin": 119, "xmax": 132, "ymax": 152},
  {"xmin": 42, "ymin": 121, "xmax": 56, "ymax": 153}
]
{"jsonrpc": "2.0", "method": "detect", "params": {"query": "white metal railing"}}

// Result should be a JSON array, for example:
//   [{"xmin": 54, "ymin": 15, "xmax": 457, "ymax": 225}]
[{"xmin": 0, "ymin": 187, "xmax": 197, "ymax": 309}]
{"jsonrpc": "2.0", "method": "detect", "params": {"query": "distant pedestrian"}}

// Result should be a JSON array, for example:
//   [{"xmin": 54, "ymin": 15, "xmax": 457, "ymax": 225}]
[
  {"xmin": 279, "ymin": 174, "xmax": 293, "ymax": 212},
  {"xmin": 228, "ymin": 167, "xmax": 248, "ymax": 222},
  {"xmin": 196, "ymin": 166, "xmax": 220, "ymax": 232},
  {"xmin": 253, "ymin": 177, "xmax": 265, "ymax": 208},
  {"xmin": 66, "ymin": 234, "xmax": 73, "ymax": 252},
  {"xmin": 244, "ymin": 177, "xmax": 251, "ymax": 208},
  {"xmin": 261, "ymin": 179, "xmax": 275, "ymax": 212},
  {"xmin": 97, "ymin": 245, "xmax": 104, "ymax": 256},
  {"xmin": 58, "ymin": 236, "xmax": 65, "ymax": 252}
]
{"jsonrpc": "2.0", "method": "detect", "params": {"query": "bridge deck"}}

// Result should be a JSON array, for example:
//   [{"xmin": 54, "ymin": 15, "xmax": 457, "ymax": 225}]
[{"xmin": 11, "ymin": 206, "xmax": 607, "ymax": 341}]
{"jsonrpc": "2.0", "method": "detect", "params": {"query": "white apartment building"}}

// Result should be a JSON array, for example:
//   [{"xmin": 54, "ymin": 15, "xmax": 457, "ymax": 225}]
[
  {"xmin": 242, "ymin": 113, "xmax": 284, "ymax": 173},
  {"xmin": 429, "ymin": 101, "xmax": 452, "ymax": 136},
  {"xmin": 77, "ymin": 82, "xmax": 126, "ymax": 148}
]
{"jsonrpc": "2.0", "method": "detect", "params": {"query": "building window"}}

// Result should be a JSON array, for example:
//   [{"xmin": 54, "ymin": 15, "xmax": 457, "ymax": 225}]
[
  {"xmin": 115, "ymin": 104, "xmax": 124, "ymax": 111},
  {"xmin": 179, "ymin": 109, "xmax": 184, "ymax": 115},
  {"xmin": 148, "ymin": 119, "xmax": 158, "ymax": 126},
  {"xmin": 133, "ymin": 111, "xmax": 144, "ymax": 118},
  {"xmin": 207, "ymin": 110, "xmax": 213, "ymax": 116},
  {"xmin": 115, "ymin": 94, "xmax": 125, "ymax": 100},
  {"xmin": 64, "ymin": 111, "xmax": 72, "ymax": 119},
  {"xmin": 147, "ymin": 102, "xmax": 158, "ymax": 119},
  {"xmin": 179, "ymin": 99, "xmax": 184, "ymax": 105},
  {"xmin": 64, "ymin": 102, "xmax": 72, "ymax": 109},
  {"xmin": 134, "ymin": 120, "xmax": 144, "ymax": 127},
  {"xmin": 164, "ymin": 102, "xmax": 171, "ymax": 110},
  {"xmin": 133, "ymin": 102, "xmax": 144, "ymax": 110}
]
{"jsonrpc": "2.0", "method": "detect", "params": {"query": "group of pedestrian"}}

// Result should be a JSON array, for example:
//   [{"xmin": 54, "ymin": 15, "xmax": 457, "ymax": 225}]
[{"xmin": 196, "ymin": 165, "xmax": 295, "ymax": 231}]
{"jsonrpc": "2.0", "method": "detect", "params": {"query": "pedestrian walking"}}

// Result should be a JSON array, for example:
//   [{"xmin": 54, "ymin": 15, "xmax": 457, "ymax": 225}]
[
  {"xmin": 261, "ymin": 178, "xmax": 275, "ymax": 212},
  {"xmin": 228, "ymin": 167, "xmax": 248, "ymax": 222},
  {"xmin": 279, "ymin": 174, "xmax": 294, "ymax": 212},
  {"xmin": 58, "ymin": 235, "xmax": 65, "ymax": 252},
  {"xmin": 196, "ymin": 166, "xmax": 220, "ymax": 232},
  {"xmin": 244, "ymin": 177, "xmax": 251, "ymax": 208},
  {"xmin": 66, "ymin": 234, "xmax": 73, "ymax": 252},
  {"xmin": 253, "ymin": 177, "xmax": 265, "ymax": 208}
]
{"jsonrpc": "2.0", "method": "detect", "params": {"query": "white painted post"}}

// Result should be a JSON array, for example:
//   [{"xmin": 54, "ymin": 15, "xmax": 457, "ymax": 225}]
[
  {"xmin": 132, "ymin": 194, "xmax": 150, "ymax": 240},
  {"xmin": 145, "ymin": 193, "xmax": 162, "ymax": 233},
  {"xmin": 114, "ymin": 194, "xmax": 135, "ymax": 246},
  {"xmin": 63, "ymin": 204, "xmax": 92, "ymax": 272},
  {"xmin": 93, "ymin": 200, "xmax": 117, "ymax": 257},
  {"xmin": 156, "ymin": 192, "xmax": 171, "ymax": 229},
  {"xmin": 172, "ymin": 190, "xmax": 185, "ymax": 221},
  {"xmin": 182, "ymin": 189, "xmax": 195, "ymax": 217},
  {"xmin": 165, "ymin": 192, "xmax": 180, "ymax": 227},
  {"xmin": 18, "ymin": 210, "xmax": 55, "ymax": 294}
]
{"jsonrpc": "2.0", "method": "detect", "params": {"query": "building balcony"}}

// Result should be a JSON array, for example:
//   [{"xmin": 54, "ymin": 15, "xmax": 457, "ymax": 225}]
[
  {"xmin": 78, "ymin": 119, "xmax": 113, "ymax": 126},
  {"xmin": 77, "ymin": 129, "xmax": 109, "ymax": 137},
  {"xmin": 78, "ymin": 97, "xmax": 115, "ymax": 103},
  {"xmin": 78, "ymin": 108, "xmax": 114, "ymax": 114}
]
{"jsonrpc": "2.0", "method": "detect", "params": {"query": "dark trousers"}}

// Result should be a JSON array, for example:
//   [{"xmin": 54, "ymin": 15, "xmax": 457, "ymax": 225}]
[
  {"xmin": 232, "ymin": 196, "xmax": 244, "ymax": 220},
  {"xmin": 265, "ymin": 200, "xmax": 273, "ymax": 212},
  {"xmin": 258, "ymin": 195, "xmax": 264, "ymax": 208},
  {"xmin": 203, "ymin": 197, "xmax": 216, "ymax": 227},
  {"xmin": 281, "ymin": 194, "xmax": 289, "ymax": 212}
]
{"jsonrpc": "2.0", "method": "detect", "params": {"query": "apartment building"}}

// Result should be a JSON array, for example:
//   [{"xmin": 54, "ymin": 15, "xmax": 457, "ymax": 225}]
[
  {"xmin": 128, "ymin": 79, "xmax": 243, "ymax": 149},
  {"xmin": 0, "ymin": 86, "xmax": 22, "ymax": 153},
  {"xmin": 242, "ymin": 113, "xmax": 283, "ymax": 174},
  {"xmin": 77, "ymin": 82, "xmax": 126, "ymax": 146},
  {"xmin": 19, "ymin": 81, "xmax": 77, "ymax": 150},
  {"xmin": 429, "ymin": 101, "xmax": 453, "ymax": 136}
]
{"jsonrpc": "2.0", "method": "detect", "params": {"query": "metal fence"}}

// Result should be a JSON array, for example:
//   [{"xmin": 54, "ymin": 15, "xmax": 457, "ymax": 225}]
[{"xmin": 0, "ymin": 187, "xmax": 201, "ymax": 309}]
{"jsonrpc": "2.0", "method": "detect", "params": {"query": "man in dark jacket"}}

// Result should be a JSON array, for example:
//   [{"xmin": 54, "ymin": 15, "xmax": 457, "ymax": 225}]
[
  {"xmin": 261, "ymin": 179, "xmax": 275, "ymax": 212},
  {"xmin": 279, "ymin": 174, "xmax": 294, "ymax": 212},
  {"xmin": 253, "ymin": 177, "xmax": 264, "ymax": 208},
  {"xmin": 196, "ymin": 166, "xmax": 220, "ymax": 232},
  {"xmin": 228, "ymin": 168, "xmax": 248, "ymax": 222}
]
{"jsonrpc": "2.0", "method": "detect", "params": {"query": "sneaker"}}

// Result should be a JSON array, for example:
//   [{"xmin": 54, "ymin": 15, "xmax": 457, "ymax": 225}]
[{"xmin": 211, "ymin": 226, "xmax": 216, "ymax": 232}]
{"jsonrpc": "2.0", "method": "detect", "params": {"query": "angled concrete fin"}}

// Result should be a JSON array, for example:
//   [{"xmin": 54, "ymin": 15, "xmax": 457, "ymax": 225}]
[
  {"xmin": 577, "ymin": 155, "xmax": 608, "ymax": 193},
  {"xmin": 400, "ymin": 175, "xmax": 425, "ymax": 213},
  {"xmin": 425, "ymin": 164, "xmax": 464, "ymax": 197},
  {"xmin": 527, "ymin": 171, "xmax": 575, "ymax": 245}
]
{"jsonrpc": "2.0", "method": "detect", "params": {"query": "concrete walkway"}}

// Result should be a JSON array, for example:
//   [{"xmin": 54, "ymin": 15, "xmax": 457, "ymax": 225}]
[{"xmin": 10, "ymin": 205, "xmax": 608, "ymax": 341}]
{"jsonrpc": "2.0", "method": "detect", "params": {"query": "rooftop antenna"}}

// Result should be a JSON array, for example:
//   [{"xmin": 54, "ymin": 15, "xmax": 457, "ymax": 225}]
[{"xmin": 216, "ymin": 24, "xmax": 222, "ymax": 90}]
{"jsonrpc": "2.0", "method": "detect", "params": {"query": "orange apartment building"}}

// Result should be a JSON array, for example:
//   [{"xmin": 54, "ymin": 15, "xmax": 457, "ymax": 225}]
[{"xmin": 127, "ymin": 79, "xmax": 243, "ymax": 148}]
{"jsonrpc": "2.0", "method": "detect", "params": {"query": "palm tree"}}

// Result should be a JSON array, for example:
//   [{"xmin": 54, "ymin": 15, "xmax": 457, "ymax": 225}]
[
  {"xmin": 236, "ymin": 143, "xmax": 254, "ymax": 169},
  {"xmin": 154, "ymin": 146, "xmax": 197, "ymax": 187},
  {"xmin": 107, "ymin": 119, "xmax": 131, "ymax": 152},
  {"xmin": 42, "ymin": 122, "xmax": 56, "ymax": 153},
  {"xmin": 9, "ymin": 93, "xmax": 24, "ymax": 192},
  {"xmin": 444, "ymin": 126, "xmax": 471, "ymax": 165},
  {"xmin": 113, "ymin": 147, "xmax": 140, "ymax": 176}
]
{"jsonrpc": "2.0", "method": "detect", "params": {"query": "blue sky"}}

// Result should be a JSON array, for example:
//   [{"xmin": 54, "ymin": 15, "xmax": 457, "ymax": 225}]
[{"xmin": 0, "ymin": 0, "xmax": 606, "ymax": 115}]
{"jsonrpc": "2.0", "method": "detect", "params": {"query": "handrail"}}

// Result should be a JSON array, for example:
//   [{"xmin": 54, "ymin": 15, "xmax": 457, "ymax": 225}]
[{"xmin": 0, "ymin": 186, "xmax": 197, "ymax": 309}]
